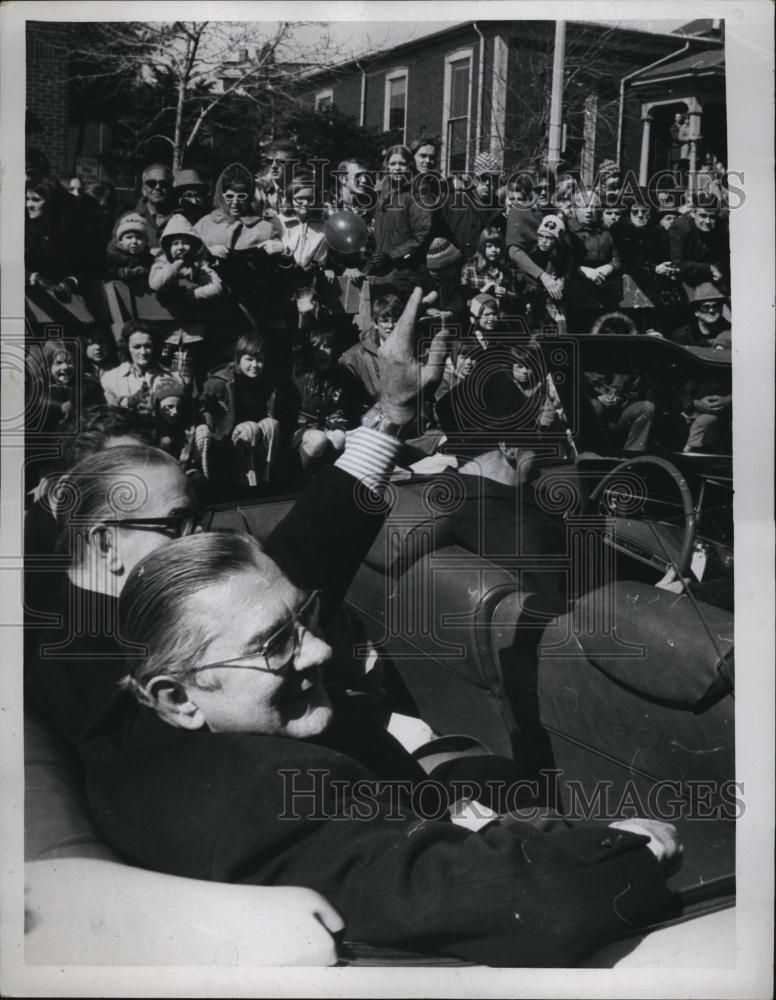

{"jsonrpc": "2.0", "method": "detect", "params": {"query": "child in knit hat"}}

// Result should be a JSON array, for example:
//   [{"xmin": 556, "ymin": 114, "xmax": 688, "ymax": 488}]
[
  {"xmin": 467, "ymin": 292, "xmax": 501, "ymax": 351},
  {"xmin": 424, "ymin": 237, "xmax": 464, "ymax": 327},
  {"xmin": 105, "ymin": 212, "xmax": 154, "ymax": 285},
  {"xmin": 460, "ymin": 227, "xmax": 521, "ymax": 317},
  {"xmin": 151, "ymin": 375, "xmax": 187, "ymax": 450},
  {"xmin": 150, "ymin": 374, "xmax": 205, "ymax": 477},
  {"xmin": 515, "ymin": 214, "xmax": 570, "ymax": 331}
]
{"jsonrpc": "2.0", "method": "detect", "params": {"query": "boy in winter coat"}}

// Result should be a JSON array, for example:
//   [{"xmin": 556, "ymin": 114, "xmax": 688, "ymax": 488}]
[
  {"xmin": 198, "ymin": 333, "xmax": 280, "ymax": 488},
  {"xmin": 512, "ymin": 214, "xmax": 571, "ymax": 331},
  {"xmin": 566, "ymin": 193, "xmax": 622, "ymax": 331},
  {"xmin": 149, "ymin": 214, "xmax": 224, "ymax": 385},
  {"xmin": 105, "ymin": 212, "xmax": 154, "ymax": 285},
  {"xmin": 292, "ymin": 328, "xmax": 352, "ymax": 471},
  {"xmin": 339, "ymin": 292, "xmax": 403, "ymax": 410}
]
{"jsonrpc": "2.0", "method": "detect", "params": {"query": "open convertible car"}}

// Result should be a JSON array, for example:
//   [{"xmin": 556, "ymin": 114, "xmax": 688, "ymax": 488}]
[{"xmin": 24, "ymin": 334, "xmax": 735, "ymax": 967}]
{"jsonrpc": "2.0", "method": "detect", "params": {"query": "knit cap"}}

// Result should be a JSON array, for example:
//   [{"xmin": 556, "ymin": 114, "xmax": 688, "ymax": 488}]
[
  {"xmin": 151, "ymin": 375, "xmax": 186, "ymax": 406},
  {"xmin": 469, "ymin": 292, "xmax": 498, "ymax": 320},
  {"xmin": 536, "ymin": 214, "xmax": 566, "ymax": 239},
  {"xmin": 115, "ymin": 212, "xmax": 150, "ymax": 241},
  {"xmin": 473, "ymin": 152, "xmax": 502, "ymax": 177},
  {"xmin": 426, "ymin": 237, "xmax": 463, "ymax": 273}
]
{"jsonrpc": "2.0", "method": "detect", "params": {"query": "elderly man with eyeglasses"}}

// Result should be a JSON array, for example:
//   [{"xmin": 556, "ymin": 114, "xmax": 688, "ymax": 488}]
[
  {"xmin": 73, "ymin": 288, "xmax": 683, "ymax": 968},
  {"xmin": 132, "ymin": 162, "xmax": 175, "ymax": 249},
  {"xmin": 24, "ymin": 289, "xmax": 437, "ymax": 744}
]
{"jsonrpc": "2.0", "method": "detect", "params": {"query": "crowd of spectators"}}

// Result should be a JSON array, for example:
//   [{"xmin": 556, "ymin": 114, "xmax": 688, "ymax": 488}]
[
  {"xmin": 25, "ymin": 137, "xmax": 732, "ymax": 508},
  {"xmin": 21, "ymin": 135, "xmax": 734, "ymax": 967}
]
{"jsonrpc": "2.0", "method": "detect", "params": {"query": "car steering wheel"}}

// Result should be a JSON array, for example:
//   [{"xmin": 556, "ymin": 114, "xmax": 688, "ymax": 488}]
[{"xmin": 586, "ymin": 455, "xmax": 697, "ymax": 577}]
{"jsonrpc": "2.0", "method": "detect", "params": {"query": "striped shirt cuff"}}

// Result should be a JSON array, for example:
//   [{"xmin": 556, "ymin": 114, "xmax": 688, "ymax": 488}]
[{"xmin": 335, "ymin": 427, "xmax": 403, "ymax": 494}]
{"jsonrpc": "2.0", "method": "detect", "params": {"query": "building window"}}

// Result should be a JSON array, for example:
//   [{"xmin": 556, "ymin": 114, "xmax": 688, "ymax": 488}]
[
  {"xmin": 442, "ymin": 49, "xmax": 473, "ymax": 174},
  {"xmin": 383, "ymin": 69, "xmax": 408, "ymax": 144},
  {"xmin": 315, "ymin": 89, "xmax": 333, "ymax": 111}
]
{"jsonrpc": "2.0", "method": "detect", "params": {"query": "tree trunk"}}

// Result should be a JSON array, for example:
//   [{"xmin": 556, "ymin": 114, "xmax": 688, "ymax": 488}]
[
  {"xmin": 173, "ymin": 74, "xmax": 186, "ymax": 172},
  {"xmin": 172, "ymin": 35, "xmax": 192, "ymax": 172}
]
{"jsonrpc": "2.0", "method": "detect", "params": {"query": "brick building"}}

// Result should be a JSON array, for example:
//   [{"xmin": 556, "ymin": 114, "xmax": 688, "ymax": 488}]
[
  {"xmin": 26, "ymin": 18, "xmax": 725, "ymax": 189},
  {"xmin": 294, "ymin": 20, "xmax": 723, "ymax": 181},
  {"xmin": 26, "ymin": 22, "xmax": 72, "ymax": 176}
]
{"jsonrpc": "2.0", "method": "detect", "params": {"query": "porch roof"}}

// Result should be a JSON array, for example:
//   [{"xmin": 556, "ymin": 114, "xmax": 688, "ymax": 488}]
[{"xmin": 632, "ymin": 46, "xmax": 725, "ymax": 84}]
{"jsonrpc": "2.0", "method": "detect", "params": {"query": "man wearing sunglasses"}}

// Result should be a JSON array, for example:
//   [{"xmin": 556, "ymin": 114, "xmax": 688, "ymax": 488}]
[
  {"xmin": 133, "ymin": 163, "xmax": 175, "ymax": 248},
  {"xmin": 253, "ymin": 140, "xmax": 295, "ymax": 218}
]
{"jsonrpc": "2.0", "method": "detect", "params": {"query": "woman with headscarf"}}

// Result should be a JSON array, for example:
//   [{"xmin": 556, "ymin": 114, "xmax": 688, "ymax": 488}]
[{"xmin": 195, "ymin": 163, "xmax": 286, "ymax": 257}]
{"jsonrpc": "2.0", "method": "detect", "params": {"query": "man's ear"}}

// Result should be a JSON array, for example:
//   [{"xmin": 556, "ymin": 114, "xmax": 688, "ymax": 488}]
[
  {"xmin": 144, "ymin": 676, "xmax": 207, "ymax": 731},
  {"xmin": 89, "ymin": 524, "xmax": 126, "ymax": 576},
  {"xmin": 88, "ymin": 524, "xmax": 125, "ymax": 577}
]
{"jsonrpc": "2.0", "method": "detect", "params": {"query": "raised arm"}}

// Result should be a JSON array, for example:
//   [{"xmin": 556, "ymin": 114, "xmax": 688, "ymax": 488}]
[{"xmin": 264, "ymin": 287, "xmax": 451, "ymax": 610}]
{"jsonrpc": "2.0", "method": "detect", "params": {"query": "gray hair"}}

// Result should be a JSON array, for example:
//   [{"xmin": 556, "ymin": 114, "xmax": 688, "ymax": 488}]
[
  {"xmin": 119, "ymin": 531, "xmax": 273, "ymax": 698},
  {"xmin": 54, "ymin": 445, "xmax": 180, "ymax": 563}
]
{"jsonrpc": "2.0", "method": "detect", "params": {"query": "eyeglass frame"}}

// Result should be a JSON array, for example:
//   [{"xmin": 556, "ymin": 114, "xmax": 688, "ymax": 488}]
[
  {"xmin": 186, "ymin": 589, "xmax": 323, "ymax": 677},
  {"xmin": 97, "ymin": 513, "xmax": 200, "ymax": 539},
  {"xmin": 93, "ymin": 506, "xmax": 248, "ymax": 540},
  {"xmin": 143, "ymin": 178, "xmax": 171, "ymax": 189},
  {"xmin": 223, "ymin": 190, "xmax": 249, "ymax": 202}
]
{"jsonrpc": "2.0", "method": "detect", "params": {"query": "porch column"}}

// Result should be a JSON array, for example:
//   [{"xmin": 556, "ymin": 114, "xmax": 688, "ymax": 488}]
[
  {"xmin": 638, "ymin": 113, "xmax": 653, "ymax": 187},
  {"xmin": 489, "ymin": 34, "xmax": 508, "ymax": 162},
  {"xmin": 687, "ymin": 105, "xmax": 703, "ymax": 195}
]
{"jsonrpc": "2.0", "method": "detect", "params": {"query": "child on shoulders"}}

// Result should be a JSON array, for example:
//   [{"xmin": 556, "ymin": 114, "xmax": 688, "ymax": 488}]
[
  {"xmin": 149, "ymin": 214, "xmax": 223, "ymax": 305},
  {"xmin": 105, "ymin": 212, "xmax": 154, "ymax": 286}
]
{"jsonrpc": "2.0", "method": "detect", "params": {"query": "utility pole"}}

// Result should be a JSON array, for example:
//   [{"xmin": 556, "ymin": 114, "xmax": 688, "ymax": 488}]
[{"xmin": 547, "ymin": 21, "xmax": 566, "ymax": 172}]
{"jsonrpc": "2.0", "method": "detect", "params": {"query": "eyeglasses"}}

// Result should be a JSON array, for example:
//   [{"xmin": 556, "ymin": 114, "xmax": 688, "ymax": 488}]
[
  {"xmin": 223, "ymin": 191, "xmax": 249, "ymax": 202},
  {"xmin": 697, "ymin": 302, "xmax": 722, "ymax": 312},
  {"xmin": 98, "ymin": 512, "xmax": 199, "ymax": 539},
  {"xmin": 144, "ymin": 178, "xmax": 170, "ymax": 189},
  {"xmin": 188, "ymin": 590, "xmax": 322, "ymax": 676},
  {"xmin": 631, "ymin": 208, "xmax": 650, "ymax": 217}
]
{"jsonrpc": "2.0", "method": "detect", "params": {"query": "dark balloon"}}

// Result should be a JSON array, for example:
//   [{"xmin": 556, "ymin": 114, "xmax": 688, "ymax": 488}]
[{"xmin": 323, "ymin": 211, "xmax": 368, "ymax": 254}]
